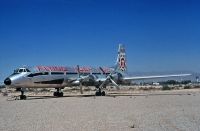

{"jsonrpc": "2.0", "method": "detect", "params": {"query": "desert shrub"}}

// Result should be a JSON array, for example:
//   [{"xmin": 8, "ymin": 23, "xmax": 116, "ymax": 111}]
[
  {"xmin": 184, "ymin": 86, "xmax": 191, "ymax": 89},
  {"xmin": 84, "ymin": 88, "xmax": 91, "ymax": 91},
  {"xmin": 27, "ymin": 88, "xmax": 35, "ymax": 92},
  {"xmin": 162, "ymin": 85, "xmax": 171, "ymax": 90},
  {"xmin": 40, "ymin": 88, "xmax": 49, "ymax": 92},
  {"xmin": 142, "ymin": 87, "xmax": 149, "ymax": 91},
  {"xmin": 194, "ymin": 85, "xmax": 200, "ymax": 88},
  {"xmin": 181, "ymin": 80, "xmax": 191, "ymax": 85}
]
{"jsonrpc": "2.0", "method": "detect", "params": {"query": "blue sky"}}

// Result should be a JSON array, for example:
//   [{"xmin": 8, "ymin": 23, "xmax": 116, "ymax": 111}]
[{"xmin": 0, "ymin": 0, "xmax": 200, "ymax": 82}]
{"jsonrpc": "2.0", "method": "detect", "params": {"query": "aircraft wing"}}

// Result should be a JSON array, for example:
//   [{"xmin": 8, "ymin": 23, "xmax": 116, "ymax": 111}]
[{"xmin": 123, "ymin": 74, "xmax": 191, "ymax": 80}]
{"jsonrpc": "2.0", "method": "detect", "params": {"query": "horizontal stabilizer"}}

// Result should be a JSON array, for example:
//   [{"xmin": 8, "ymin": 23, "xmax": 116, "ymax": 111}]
[{"xmin": 124, "ymin": 74, "xmax": 191, "ymax": 80}]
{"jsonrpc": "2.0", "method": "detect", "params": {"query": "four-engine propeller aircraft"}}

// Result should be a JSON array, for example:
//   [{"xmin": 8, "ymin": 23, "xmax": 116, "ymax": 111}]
[{"xmin": 4, "ymin": 44, "xmax": 191, "ymax": 100}]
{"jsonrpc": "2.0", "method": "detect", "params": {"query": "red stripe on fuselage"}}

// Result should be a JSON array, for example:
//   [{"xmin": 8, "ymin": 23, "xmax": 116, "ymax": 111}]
[{"xmin": 37, "ymin": 66, "xmax": 67, "ymax": 72}]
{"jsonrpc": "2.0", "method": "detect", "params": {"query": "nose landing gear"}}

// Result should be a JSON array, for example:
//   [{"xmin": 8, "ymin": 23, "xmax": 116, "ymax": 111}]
[{"xmin": 20, "ymin": 89, "xmax": 27, "ymax": 100}]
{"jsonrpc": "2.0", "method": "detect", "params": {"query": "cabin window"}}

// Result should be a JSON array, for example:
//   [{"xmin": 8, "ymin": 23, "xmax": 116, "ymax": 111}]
[
  {"xmin": 51, "ymin": 72, "xmax": 64, "ymax": 75},
  {"xmin": 26, "ymin": 69, "xmax": 31, "ymax": 72},
  {"xmin": 27, "ymin": 72, "xmax": 48, "ymax": 77},
  {"xmin": 66, "ymin": 72, "xmax": 77, "ymax": 75}
]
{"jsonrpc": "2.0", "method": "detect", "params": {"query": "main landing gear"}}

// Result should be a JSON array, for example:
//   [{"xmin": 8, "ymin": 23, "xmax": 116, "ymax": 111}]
[
  {"xmin": 53, "ymin": 88, "xmax": 63, "ymax": 97},
  {"xmin": 18, "ymin": 88, "xmax": 63, "ymax": 99},
  {"xmin": 95, "ymin": 88, "xmax": 106, "ymax": 96}
]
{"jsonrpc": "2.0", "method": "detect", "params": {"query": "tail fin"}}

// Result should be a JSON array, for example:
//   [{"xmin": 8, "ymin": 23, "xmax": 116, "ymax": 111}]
[{"xmin": 115, "ymin": 44, "xmax": 127, "ymax": 73}]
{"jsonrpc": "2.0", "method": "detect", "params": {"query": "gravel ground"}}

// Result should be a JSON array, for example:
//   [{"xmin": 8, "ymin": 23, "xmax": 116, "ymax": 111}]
[{"xmin": 0, "ymin": 90, "xmax": 200, "ymax": 131}]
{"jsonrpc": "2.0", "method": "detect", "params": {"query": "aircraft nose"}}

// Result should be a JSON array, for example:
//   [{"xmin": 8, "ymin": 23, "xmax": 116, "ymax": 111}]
[{"xmin": 4, "ymin": 78, "xmax": 11, "ymax": 85}]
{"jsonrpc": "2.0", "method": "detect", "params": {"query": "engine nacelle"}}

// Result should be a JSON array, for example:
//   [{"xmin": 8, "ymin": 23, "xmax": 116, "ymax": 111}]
[
  {"xmin": 110, "ymin": 73, "xmax": 123, "ymax": 84},
  {"xmin": 82, "ymin": 74, "xmax": 96, "ymax": 82}
]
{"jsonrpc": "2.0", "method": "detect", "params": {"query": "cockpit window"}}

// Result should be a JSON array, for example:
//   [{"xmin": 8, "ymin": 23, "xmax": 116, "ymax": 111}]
[
  {"xmin": 26, "ymin": 69, "xmax": 31, "ymax": 72},
  {"xmin": 19, "ymin": 69, "xmax": 23, "ymax": 73},
  {"xmin": 13, "ymin": 68, "xmax": 31, "ymax": 74}
]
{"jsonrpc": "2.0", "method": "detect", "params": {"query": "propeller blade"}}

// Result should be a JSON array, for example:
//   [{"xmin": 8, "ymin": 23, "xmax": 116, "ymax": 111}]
[
  {"xmin": 99, "ymin": 77, "xmax": 109, "ymax": 89},
  {"xmin": 99, "ymin": 67, "xmax": 106, "ymax": 75},
  {"xmin": 110, "ymin": 78, "xmax": 120, "ymax": 90}
]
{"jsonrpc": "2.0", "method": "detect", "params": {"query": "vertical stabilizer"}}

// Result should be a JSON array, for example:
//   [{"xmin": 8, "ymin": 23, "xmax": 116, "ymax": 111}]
[{"xmin": 115, "ymin": 44, "xmax": 127, "ymax": 73}]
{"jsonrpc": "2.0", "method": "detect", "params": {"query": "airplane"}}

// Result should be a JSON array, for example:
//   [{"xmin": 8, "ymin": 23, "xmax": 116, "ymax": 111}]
[{"xmin": 4, "ymin": 44, "xmax": 191, "ymax": 100}]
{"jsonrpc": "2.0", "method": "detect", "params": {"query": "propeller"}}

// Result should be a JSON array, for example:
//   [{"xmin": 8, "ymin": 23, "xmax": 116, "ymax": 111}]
[
  {"xmin": 77, "ymin": 65, "xmax": 83, "ymax": 94},
  {"xmin": 99, "ymin": 67, "xmax": 120, "ymax": 90}
]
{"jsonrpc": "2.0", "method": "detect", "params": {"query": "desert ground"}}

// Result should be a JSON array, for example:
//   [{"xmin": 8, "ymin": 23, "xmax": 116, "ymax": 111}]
[{"xmin": 0, "ymin": 88, "xmax": 200, "ymax": 131}]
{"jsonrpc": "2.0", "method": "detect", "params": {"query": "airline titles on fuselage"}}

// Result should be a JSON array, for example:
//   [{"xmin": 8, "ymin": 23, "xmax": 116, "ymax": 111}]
[{"xmin": 36, "ymin": 66, "xmax": 111, "ymax": 74}]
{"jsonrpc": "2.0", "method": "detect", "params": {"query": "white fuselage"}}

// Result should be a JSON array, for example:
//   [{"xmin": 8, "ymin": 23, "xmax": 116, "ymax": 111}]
[{"xmin": 4, "ymin": 67, "xmax": 116, "ymax": 89}]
